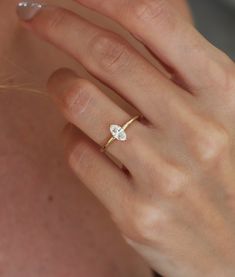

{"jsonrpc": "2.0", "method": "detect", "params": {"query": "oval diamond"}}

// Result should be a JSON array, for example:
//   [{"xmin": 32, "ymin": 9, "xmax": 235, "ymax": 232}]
[{"xmin": 110, "ymin": 124, "xmax": 127, "ymax": 141}]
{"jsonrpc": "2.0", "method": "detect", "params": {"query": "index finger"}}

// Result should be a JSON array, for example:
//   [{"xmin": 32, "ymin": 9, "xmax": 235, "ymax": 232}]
[{"xmin": 74, "ymin": 0, "xmax": 231, "ymax": 95}]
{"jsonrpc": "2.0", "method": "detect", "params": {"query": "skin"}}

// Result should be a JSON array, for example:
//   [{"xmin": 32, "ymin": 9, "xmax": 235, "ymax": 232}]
[
  {"xmin": 15, "ymin": 0, "xmax": 235, "ymax": 276},
  {"xmin": 0, "ymin": 0, "xmax": 191, "ymax": 276}
]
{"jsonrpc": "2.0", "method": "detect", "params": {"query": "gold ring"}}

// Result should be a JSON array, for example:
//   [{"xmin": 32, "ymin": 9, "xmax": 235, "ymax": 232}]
[{"xmin": 101, "ymin": 115, "xmax": 141, "ymax": 152}]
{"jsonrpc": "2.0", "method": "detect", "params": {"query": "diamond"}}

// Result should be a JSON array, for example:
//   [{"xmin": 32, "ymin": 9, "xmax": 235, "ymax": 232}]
[{"xmin": 110, "ymin": 125, "xmax": 127, "ymax": 141}]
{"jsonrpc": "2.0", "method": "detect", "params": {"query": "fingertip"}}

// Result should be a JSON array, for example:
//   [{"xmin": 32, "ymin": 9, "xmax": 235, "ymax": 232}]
[
  {"xmin": 16, "ymin": 1, "xmax": 44, "ymax": 21},
  {"xmin": 47, "ymin": 68, "xmax": 80, "ymax": 103},
  {"xmin": 47, "ymin": 68, "xmax": 78, "ymax": 89}
]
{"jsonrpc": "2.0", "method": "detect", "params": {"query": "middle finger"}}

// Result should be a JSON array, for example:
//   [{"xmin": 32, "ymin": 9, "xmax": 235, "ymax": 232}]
[{"xmin": 17, "ymin": 3, "xmax": 192, "ymax": 129}]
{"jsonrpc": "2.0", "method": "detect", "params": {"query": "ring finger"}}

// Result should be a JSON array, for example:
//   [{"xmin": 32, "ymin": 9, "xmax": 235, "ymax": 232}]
[{"xmin": 48, "ymin": 68, "xmax": 150, "ymax": 172}]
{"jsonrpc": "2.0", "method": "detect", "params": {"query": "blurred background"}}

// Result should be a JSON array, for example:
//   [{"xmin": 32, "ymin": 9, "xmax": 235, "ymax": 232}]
[{"xmin": 188, "ymin": 0, "xmax": 235, "ymax": 59}]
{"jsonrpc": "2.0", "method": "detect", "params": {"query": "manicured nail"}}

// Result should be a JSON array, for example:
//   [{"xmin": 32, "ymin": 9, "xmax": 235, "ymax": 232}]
[{"xmin": 16, "ymin": 1, "xmax": 44, "ymax": 21}]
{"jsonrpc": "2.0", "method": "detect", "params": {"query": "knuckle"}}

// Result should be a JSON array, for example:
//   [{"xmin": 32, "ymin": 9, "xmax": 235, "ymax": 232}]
[
  {"xmin": 216, "ymin": 64, "xmax": 235, "ymax": 110},
  {"xmin": 132, "ymin": 0, "xmax": 169, "ymax": 24},
  {"xmin": 120, "ymin": 200, "xmax": 164, "ymax": 243},
  {"xmin": 193, "ymin": 124, "xmax": 230, "ymax": 166},
  {"xmin": 209, "ymin": 58, "xmax": 235, "ymax": 93},
  {"xmin": 67, "ymin": 141, "xmax": 90, "ymax": 174},
  {"xmin": 221, "ymin": 61, "xmax": 235, "ymax": 92},
  {"xmin": 144, "ymin": 155, "xmax": 187, "ymax": 199},
  {"xmin": 192, "ymin": 52, "xmax": 235, "ymax": 93},
  {"xmin": 89, "ymin": 32, "xmax": 131, "ymax": 73},
  {"xmin": 44, "ymin": 8, "xmax": 67, "ymax": 36},
  {"xmin": 162, "ymin": 167, "xmax": 189, "ymax": 199},
  {"xmin": 62, "ymin": 79, "xmax": 92, "ymax": 116}
]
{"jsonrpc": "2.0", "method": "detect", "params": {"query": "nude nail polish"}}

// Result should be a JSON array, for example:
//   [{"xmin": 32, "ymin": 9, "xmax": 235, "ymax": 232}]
[{"xmin": 16, "ymin": 1, "xmax": 43, "ymax": 21}]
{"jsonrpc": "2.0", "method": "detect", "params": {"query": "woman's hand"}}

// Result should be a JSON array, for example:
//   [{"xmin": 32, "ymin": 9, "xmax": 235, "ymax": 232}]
[{"xmin": 17, "ymin": 1, "xmax": 235, "ymax": 276}]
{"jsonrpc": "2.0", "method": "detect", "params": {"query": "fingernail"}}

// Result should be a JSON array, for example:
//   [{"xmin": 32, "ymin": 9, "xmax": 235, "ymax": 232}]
[{"xmin": 16, "ymin": 1, "xmax": 44, "ymax": 21}]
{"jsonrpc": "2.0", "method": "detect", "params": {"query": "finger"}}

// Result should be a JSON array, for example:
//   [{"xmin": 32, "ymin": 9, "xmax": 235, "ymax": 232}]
[
  {"xmin": 17, "ymin": 3, "xmax": 191, "ymax": 128},
  {"xmin": 168, "ymin": 0, "xmax": 192, "ymax": 22},
  {"xmin": 74, "ymin": 0, "xmax": 232, "ymax": 94},
  {"xmin": 62, "ymin": 124, "xmax": 132, "ymax": 221},
  {"xmin": 48, "ymin": 68, "xmax": 148, "ymax": 172}
]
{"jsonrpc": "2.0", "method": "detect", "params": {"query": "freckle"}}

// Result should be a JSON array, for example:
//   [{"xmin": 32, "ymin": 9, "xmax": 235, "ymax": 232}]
[{"xmin": 48, "ymin": 195, "xmax": 54, "ymax": 202}]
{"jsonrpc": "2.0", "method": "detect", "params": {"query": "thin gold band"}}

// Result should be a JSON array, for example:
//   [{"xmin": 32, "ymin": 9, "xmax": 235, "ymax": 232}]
[{"xmin": 101, "ymin": 115, "xmax": 140, "ymax": 152}]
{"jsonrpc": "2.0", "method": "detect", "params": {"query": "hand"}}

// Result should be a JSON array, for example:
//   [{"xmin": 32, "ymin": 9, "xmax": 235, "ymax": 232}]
[{"xmin": 17, "ymin": 1, "xmax": 235, "ymax": 276}]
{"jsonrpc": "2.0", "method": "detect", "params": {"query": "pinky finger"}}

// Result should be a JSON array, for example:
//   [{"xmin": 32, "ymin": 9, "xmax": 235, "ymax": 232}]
[{"xmin": 63, "ymin": 124, "xmax": 132, "ymax": 219}]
